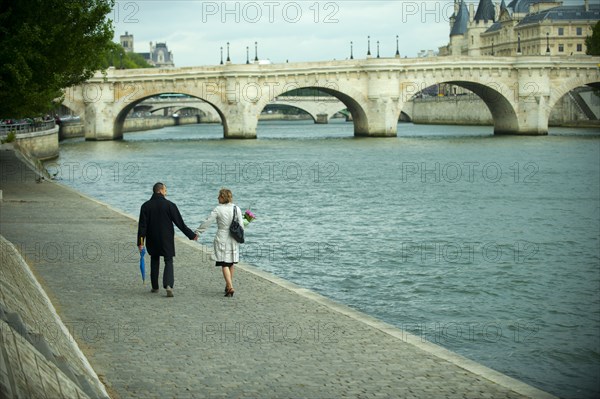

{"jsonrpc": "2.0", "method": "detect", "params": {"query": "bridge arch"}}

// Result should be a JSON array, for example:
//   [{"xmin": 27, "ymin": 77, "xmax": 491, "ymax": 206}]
[
  {"xmin": 548, "ymin": 76, "xmax": 600, "ymax": 114},
  {"xmin": 113, "ymin": 91, "xmax": 226, "ymax": 138},
  {"xmin": 447, "ymin": 80, "xmax": 519, "ymax": 134},
  {"xmin": 257, "ymin": 83, "xmax": 369, "ymax": 135},
  {"xmin": 400, "ymin": 78, "xmax": 519, "ymax": 134},
  {"xmin": 400, "ymin": 110, "xmax": 412, "ymax": 122},
  {"xmin": 113, "ymin": 89, "xmax": 227, "ymax": 138}
]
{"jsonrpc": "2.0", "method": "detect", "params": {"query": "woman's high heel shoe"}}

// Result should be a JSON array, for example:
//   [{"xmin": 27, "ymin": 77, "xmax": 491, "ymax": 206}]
[{"xmin": 225, "ymin": 287, "xmax": 235, "ymax": 297}]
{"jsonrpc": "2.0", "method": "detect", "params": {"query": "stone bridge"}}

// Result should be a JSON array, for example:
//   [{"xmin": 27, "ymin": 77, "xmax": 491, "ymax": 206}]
[{"xmin": 62, "ymin": 56, "xmax": 600, "ymax": 139}]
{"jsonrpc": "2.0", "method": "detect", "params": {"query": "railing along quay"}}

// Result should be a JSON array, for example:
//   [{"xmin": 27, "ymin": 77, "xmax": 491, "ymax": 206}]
[{"xmin": 0, "ymin": 120, "xmax": 57, "ymax": 137}]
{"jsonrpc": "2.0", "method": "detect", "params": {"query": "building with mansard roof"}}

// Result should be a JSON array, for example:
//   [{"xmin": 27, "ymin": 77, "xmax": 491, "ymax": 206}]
[
  {"xmin": 440, "ymin": 0, "xmax": 599, "ymax": 56},
  {"xmin": 119, "ymin": 32, "xmax": 175, "ymax": 68}
]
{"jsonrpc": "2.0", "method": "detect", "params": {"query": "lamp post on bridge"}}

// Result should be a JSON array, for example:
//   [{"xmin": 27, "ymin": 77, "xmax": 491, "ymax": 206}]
[
  {"xmin": 350, "ymin": 41, "xmax": 354, "ymax": 60},
  {"xmin": 246, "ymin": 46, "xmax": 250, "ymax": 64},
  {"xmin": 367, "ymin": 36, "xmax": 371, "ymax": 57},
  {"xmin": 395, "ymin": 35, "xmax": 400, "ymax": 58},
  {"xmin": 220, "ymin": 47, "xmax": 223, "ymax": 65},
  {"xmin": 376, "ymin": 40, "xmax": 380, "ymax": 58},
  {"xmin": 254, "ymin": 41, "xmax": 258, "ymax": 62},
  {"xmin": 226, "ymin": 42, "xmax": 231, "ymax": 63},
  {"xmin": 546, "ymin": 32, "xmax": 550, "ymax": 54}
]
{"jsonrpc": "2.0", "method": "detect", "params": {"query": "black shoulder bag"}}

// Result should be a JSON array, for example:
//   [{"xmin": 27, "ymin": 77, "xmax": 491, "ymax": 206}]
[{"xmin": 229, "ymin": 205, "xmax": 245, "ymax": 243}]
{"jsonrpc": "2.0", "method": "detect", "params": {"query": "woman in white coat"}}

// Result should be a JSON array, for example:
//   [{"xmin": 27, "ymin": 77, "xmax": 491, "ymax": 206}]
[{"xmin": 195, "ymin": 188, "xmax": 244, "ymax": 297}]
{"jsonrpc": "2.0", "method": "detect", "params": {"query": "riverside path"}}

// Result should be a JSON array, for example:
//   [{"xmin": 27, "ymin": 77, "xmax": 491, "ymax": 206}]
[{"xmin": 0, "ymin": 147, "xmax": 557, "ymax": 398}]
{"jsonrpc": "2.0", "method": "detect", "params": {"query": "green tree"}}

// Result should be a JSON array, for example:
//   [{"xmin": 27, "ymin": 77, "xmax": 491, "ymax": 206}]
[
  {"xmin": 585, "ymin": 21, "xmax": 600, "ymax": 56},
  {"xmin": 103, "ymin": 42, "xmax": 153, "ymax": 69},
  {"xmin": 0, "ymin": 0, "xmax": 115, "ymax": 118},
  {"xmin": 127, "ymin": 52, "xmax": 153, "ymax": 69}
]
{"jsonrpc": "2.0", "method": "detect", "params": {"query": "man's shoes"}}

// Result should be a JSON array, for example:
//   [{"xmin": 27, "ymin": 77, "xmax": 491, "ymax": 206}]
[
  {"xmin": 166, "ymin": 286, "xmax": 174, "ymax": 297},
  {"xmin": 151, "ymin": 288, "xmax": 159, "ymax": 293}
]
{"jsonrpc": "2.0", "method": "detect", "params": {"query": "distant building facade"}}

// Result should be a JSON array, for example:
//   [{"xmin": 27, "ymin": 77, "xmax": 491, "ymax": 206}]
[
  {"xmin": 119, "ymin": 32, "xmax": 175, "ymax": 68},
  {"xmin": 440, "ymin": 0, "xmax": 599, "ymax": 56},
  {"xmin": 120, "ymin": 31, "xmax": 134, "ymax": 53}
]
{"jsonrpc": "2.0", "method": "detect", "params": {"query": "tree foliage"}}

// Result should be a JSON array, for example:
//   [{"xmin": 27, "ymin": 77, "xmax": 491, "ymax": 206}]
[
  {"xmin": 0, "ymin": 0, "xmax": 115, "ymax": 118},
  {"xmin": 102, "ymin": 42, "xmax": 153, "ymax": 69},
  {"xmin": 585, "ymin": 21, "xmax": 600, "ymax": 56}
]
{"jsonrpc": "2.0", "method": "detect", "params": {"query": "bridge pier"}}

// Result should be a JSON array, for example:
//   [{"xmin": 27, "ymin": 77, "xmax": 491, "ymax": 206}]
[
  {"xmin": 509, "ymin": 95, "xmax": 550, "ymax": 135},
  {"xmin": 224, "ymin": 127, "xmax": 257, "ymax": 139},
  {"xmin": 223, "ymin": 103, "xmax": 259, "ymax": 139},
  {"xmin": 354, "ymin": 99, "xmax": 401, "ymax": 137},
  {"xmin": 493, "ymin": 85, "xmax": 550, "ymax": 135},
  {"xmin": 84, "ymin": 102, "xmax": 122, "ymax": 141},
  {"xmin": 315, "ymin": 114, "xmax": 328, "ymax": 124},
  {"xmin": 506, "ymin": 74, "xmax": 552, "ymax": 135}
]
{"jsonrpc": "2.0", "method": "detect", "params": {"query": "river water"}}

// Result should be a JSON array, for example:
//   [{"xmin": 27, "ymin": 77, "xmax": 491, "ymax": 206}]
[{"xmin": 48, "ymin": 120, "xmax": 599, "ymax": 398}]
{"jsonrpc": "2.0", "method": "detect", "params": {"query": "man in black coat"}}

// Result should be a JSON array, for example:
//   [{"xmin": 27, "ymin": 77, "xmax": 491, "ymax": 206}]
[{"xmin": 137, "ymin": 182, "xmax": 197, "ymax": 297}]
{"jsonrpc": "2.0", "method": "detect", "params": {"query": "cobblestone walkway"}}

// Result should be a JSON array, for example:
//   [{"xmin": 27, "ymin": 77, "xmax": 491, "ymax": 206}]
[{"xmin": 0, "ymin": 148, "xmax": 556, "ymax": 398}]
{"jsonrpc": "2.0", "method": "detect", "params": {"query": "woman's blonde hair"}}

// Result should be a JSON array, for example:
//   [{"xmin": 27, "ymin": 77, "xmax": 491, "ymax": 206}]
[{"xmin": 218, "ymin": 188, "xmax": 233, "ymax": 203}]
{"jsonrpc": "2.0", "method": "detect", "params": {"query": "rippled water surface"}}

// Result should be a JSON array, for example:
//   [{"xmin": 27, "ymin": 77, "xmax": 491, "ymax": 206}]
[{"xmin": 49, "ymin": 120, "xmax": 600, "ymax": 398}]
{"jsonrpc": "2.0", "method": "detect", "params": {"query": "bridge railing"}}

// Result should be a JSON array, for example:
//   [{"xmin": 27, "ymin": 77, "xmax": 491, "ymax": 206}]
[{"xmin": 0, "ymin": 120, "xmax": 57, "ymax": 137}]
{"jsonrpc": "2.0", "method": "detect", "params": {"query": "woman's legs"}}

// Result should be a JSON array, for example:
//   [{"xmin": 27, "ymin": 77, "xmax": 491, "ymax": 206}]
[
  {"xmin": 222, "ymin": 266, "xmax": 233, "ymax": 289},
  {"xmin": 222, "ymin": 265, "xmax": 235, "ymax": 296}
]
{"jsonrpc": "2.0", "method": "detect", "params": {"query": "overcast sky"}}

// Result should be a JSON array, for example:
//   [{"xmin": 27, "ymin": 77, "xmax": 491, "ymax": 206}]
[{"xmin": 110, "ymin": 0, "xmax": 584, "ymax": 67}]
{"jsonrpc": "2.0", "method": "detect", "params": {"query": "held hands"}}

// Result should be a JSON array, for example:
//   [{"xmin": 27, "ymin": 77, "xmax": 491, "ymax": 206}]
[{"xmin": 138, "ymin": 234, "xmax": 198, "ymax": 251}]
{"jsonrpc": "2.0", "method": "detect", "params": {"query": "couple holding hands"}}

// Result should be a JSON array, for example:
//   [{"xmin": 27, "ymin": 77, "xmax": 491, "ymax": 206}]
[{"xmin": 137, "ymin": 183, "xmax": 247, "ymax": 298}]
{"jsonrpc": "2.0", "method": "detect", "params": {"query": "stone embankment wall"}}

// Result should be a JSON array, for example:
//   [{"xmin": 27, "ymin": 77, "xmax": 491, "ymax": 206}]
[
  {"xmin": 0, "ymin": 236, "xmax": 109, "ymax": 398},
  {"xmin": 122, "ymin": 115, "xmax": 200, "ymax": 132},
  {"xmin": 406, "ymin": 96, "xmax": 493, "ymax": 126},
  {"xmin": 258, "ymin": 113, "xmax": 312, "ymax": 121},
  {"xmin": 60, "ymin": 116, "xmax": 201, "ymax": 140},
  {"xmin": 59, "ymin": 122, "xmax": 86, "ymax": 140},
  {"xmin": 12, "ymin": 126, "xmax": 59, "ymax": 160}
]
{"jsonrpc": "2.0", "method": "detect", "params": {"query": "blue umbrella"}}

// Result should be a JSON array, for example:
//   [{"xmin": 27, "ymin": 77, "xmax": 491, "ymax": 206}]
[{"xmin": 139, "ymin": 242, "xmax": 146, "ymax": 284}]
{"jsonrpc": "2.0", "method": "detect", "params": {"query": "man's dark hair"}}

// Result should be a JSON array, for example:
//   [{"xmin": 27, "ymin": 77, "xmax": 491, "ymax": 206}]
[{"xmin": 153, "ymin": 182, "xmax": 165, "ymax": 193}]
